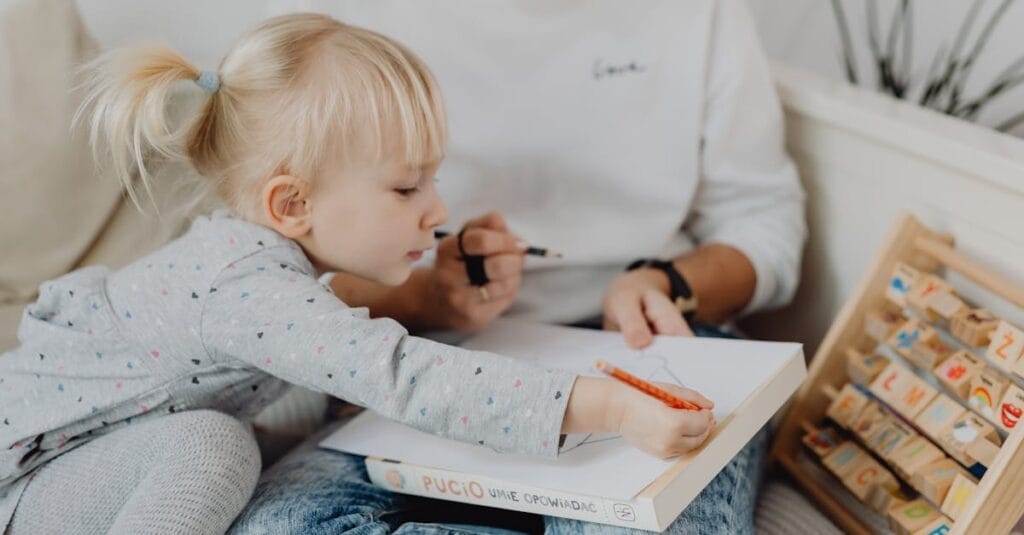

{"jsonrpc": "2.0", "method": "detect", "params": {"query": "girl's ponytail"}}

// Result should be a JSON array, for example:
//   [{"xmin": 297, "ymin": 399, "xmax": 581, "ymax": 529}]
[
  {"xmin": 76, "ymin": 46, "xmax": 209, "ymax": 209},
  {"xmin": 75, "ymin": 14, "xmax": 447, "ymax": 220}
]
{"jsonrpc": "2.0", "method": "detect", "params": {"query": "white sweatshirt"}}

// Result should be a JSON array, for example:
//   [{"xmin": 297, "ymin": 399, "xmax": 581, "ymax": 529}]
[{"xmin": 279, "ymin": 0, "xmax": 807, "ymax": 324}]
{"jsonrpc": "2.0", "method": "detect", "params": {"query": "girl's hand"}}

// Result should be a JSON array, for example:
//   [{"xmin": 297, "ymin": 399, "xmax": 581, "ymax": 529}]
[
  {"xmin": 602, "ymin": 268, "xmax": 694, "ymax": 349},
  {"xmin": 613, "ymin": 382, "xmax": 715, "ymax": 459},
  {"xmin": 562, "ymin": 377, "xmax": 715, "ymax": 460},
  {"xmin": 430, "ymin": 212, "xmax": 526, "ymax": 331}
]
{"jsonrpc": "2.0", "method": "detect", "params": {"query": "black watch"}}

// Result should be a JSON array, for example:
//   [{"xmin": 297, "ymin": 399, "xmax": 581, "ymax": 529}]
[{"xmin": 626, "ymin": 258, "xmax": 699, "ymax": 321}]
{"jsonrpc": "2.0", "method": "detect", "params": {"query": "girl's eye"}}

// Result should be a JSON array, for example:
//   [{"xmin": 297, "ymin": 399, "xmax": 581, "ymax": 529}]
[{"xmin": 394, "ymin": 187, "xmax": 419, "ymax": 197}]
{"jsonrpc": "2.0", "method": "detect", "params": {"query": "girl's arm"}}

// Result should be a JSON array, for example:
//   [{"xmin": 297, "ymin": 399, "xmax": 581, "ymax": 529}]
[{"xmin": 202, "ymin": 247, "xmax": 573, "ymax": 457}]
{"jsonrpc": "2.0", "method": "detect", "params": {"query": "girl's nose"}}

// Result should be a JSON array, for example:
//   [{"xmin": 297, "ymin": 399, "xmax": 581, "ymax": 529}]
[{"xmin": 422, "ymin": 189, "xmax": 448, "ymax": 229}]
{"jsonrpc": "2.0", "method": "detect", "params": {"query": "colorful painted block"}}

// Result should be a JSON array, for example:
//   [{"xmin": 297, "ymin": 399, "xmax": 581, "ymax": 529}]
[
  {"xmin": 802, "ymin": 427, "xmax": 842, "ymax": 457},
  {"xmin": 1014, "ymin": 352, "xmax": 1024, "ymax": 383},
  {"xmin": 909, "ymin": 335, "xmax": 954, "ymax": 370},
  {"xmin": 967, "ymin": 367, "xmax": 1009, "ymax": 423},
  {"xmin": 866, "ymin": 484, "xmax": 906, "ymax": 515},
  {"xmin": 871, "ymin": 362, "xmax": 913, "ymax": 406},
  {"xmin": 913, "ymin": 393, "xmax": 967, "ymax": 440},
  {"xmin": 889, "ymin": 319, "xmax": 926, "ymax": 359},
  {"xmin": 884, "ymin": 261, "xmax": 925, "ymax": 305},
  {"xmin": 887, "ymin": 262, "xmax": 921, "ymax": 308},
  {"xmin": 890, "ymin": 436, "xmax": 947, "ymax": 481},
  {"xmin": 926, "ymin": 291, "xmax": 967, "ymax": 322},
  {"xmin": 866, "ymin": 306, "xmax": 906, "ymax": 342},
  {"xmin": 889, "ymin": 373, "xmax": 938, "ymax": 419},
  {"xmin": 985, "ymin": 320, "xmax": 1024, "ymax": 373},
  {"xmin": 996, "ymin": 383, "xmax": 1024, "ymax": 434},
  {"xmin": 937, "ymin": 413, "xmax": 998, "ymax": 466},
  {"xmin": 889, "ymin": 498, "xmax": 942, "ymax": 535},
  {"xmin": 911, "ymin": 515, "xmax": 953, "ymax": 535},
  {"xmin": 950, "ymin": 308, "xmax": 999, "ymax": 347},
  {"xmin": 939, "ymin": 473, "xmax": 978, "ymax": 521},
  {"xmin": 910, "ymin": 458, "xmax": 969, "ymax": 505},
  {"xmin": 853, "ymin": 402, "xmax": 891, "ymax": 442},
  {"xmin": 826, "ymin": 383, "xmax": 871, "ymax": 428},
  {"xmin": 847, "ymin": 348, "xmax": 890, "ymax": 386},
  {"xmin": 868, "ymin": 418, "xmax": 915, "ymax": 460},
  {"xmin": 934, "ymin": 350, "xmax": 983, "ymax": 400},
  {"xmin": 842, "ymin": 457, "xmax": 896, "ymax": 500},
  {"xmin": 823, "ymin": 441, "xmax": 869, "ymax": 479},
  {"xmin": 907, "ymin": 275, "xmax": 954, "ymax": 322}
]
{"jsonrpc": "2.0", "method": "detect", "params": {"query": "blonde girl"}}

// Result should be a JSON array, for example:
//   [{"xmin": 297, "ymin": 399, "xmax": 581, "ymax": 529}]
[{"xmin": 0, "ymin": 13, "xmax": 714, "ymax": 534}]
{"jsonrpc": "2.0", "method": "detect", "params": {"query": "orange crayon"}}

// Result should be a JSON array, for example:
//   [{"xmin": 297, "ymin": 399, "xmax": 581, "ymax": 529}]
[{"xmin": 594, "ymin": 360, "xmax": 704, "ymax": 410}]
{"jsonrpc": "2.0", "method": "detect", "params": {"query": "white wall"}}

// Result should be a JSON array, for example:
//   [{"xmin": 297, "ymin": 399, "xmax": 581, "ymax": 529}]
[
  {"xmin": 749, "ymin": 0, "xmax": 1024, "ymax": 137},
  {"xmin": 744, "ymin": 64, "xmax": 1024, "ymax": 352},
  {"xmin": 74, "ymin": 0, "xmax": 270, "ymax": 66}
]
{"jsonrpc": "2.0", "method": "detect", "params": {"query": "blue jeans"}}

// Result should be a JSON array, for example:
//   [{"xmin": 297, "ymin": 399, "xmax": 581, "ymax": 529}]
[{"xmin": 230, "ymin": 325, "xmax": 768, "ymax": 534}]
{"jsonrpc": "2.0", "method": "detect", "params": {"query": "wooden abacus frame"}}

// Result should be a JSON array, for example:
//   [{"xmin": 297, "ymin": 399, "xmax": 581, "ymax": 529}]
[{"xmin": 771, "ymin": 212, "xmax": 1024, "ymax": 535}]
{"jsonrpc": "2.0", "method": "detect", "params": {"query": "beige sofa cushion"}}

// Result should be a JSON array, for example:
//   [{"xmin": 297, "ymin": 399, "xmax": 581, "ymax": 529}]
[{"xmin": 0, "ymin": 0, "xmax": 216, "ymax": 351}]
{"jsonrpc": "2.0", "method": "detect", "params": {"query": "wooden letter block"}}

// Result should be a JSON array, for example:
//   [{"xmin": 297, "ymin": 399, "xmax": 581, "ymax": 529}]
[
  {"xmin": 926, "ymin": 291, "xmax": 967, "ymax": 323},
  {"xmin": 847, "ymin": 349, "xmax": 890, "ymax": 386},
  {"xmin": 823, "ymin": 441, "xmax": 869, "ymax": 479},
  {"xmin": 802, "ymin": 427, "xmax": 842, "ymax": 457},
  {"xmin": 913, "ymin": 393, "xmax": 966, "ymax": 440},
  {"xmin": 907, "ymin": 274, "xmax": 954, "ymax": 322},
  {"xmin": 934, "ymin": 350, "xmax": 983, "ymax": 400},
  {"xmin": 911, "ymin": 515, "xmax": 953, "ymax": 535},
  {"xmin": 910, "ymin": 458, "xmax": 969, "ymax": 505},
  {"xmin": 968, "ymin": 367, "xmax": 1009, "ymax": 423},
  {"xmin": 909, "ymin": 335, "xmax": 954, "ymax": 370},
  {"xmin": 996, "ymin": 383, "xmax": 1024, "ymax": 433},
  {"xmin": 985, "ymin": 320, "xmax": 1024, "ymax": 373},
  {"xmin": 890, "ymin": 436, "xmax": 946, "ymax": 481},
  {"xmin": 871, "ymin": 362, "xmax": 913, "ymax": 406},
  {"xmin": 939, "ymin": 472, "xmax": 978, "ymax": 521},
  {"xmin": 867, "ymin": 485, "xmax": 909, "ymax": 515},
  {"xmin": 889, "ymin": 498, "xmax": 941, "ymax": 535},
  {"xmin": 1014, "ymin": 351, "xmax": 1024, "ymax": 382},
  {"xmin": 890, "ymin": 374, "xmax": 938, "ymax": 419},
  {"xmin": 937, "ymin": 413, "xmax": 999, "ymax": 466},
  {"xmin": 842, "ymin": 458, "xmax": 896, "ymax": 501},
  {"xmin": 887, "ymin": 262, "xmax": 921, "ymax": 308},
  {"xmin": 865, "ymin": 306, "xmax": 906, "ymax": 342},
  {"xmin": 852, "ymin": 401, "xmax": 890, "ymax": 441},
  {"xmin": 871, "ymin": 418, "xmax": 915, "ymax": 460},
  {"xmin": 950, "ymin": 308, "xmax": 999, "ymax": 347},
  {"xmin": 826, "ymin": 383, "xmax": 870, "ymax": 428},
  {"xmin": 889, "ymin": 319, "xmax": 926, "ymax": 359}
]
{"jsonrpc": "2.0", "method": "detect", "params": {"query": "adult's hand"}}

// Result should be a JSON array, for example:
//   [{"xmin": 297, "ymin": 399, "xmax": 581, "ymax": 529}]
[
  {"xmin": 429, "ymin": 212, "xmax": 526, "ymax": 331},
  {"xmin": 602, "ymin": 268, "xmax": 694, "ymax": 348}
]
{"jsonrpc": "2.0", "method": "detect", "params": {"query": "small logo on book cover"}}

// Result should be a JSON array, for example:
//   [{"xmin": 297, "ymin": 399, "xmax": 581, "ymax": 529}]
[
  {"xmin": 385, "ymin": 469, "xmax": 406, "ymax": 490},
  {"xmin": 613, "ymin": 504, "xmax": 636, "ymax": 522}
]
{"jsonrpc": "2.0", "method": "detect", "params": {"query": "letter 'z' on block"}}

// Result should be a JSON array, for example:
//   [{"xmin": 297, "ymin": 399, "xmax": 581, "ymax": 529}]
[{"xmin": 984, "ymin": 320, "xmax": 1024, "ymax": 373}]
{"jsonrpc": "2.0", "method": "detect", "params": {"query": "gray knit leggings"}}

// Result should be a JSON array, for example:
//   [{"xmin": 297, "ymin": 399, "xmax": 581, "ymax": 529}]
[{"xmin": 8, "ymin": 410, "xmax": 261, "ymax": 535}]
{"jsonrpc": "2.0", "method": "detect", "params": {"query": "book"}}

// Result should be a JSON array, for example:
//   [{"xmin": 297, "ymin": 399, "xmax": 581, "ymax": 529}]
[{"xmin": 321, "ymin": 320, "xmax": 806, "ymax": 531}]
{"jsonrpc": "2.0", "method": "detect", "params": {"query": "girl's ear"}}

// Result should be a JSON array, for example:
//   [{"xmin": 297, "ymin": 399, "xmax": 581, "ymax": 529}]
[{"xmin": 261, "ymin": 175, "xmax": 313, "ymax": 239}]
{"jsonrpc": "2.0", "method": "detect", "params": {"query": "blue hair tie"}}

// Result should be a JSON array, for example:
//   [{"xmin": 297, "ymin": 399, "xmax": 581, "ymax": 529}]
[{"xmin": 195, "ymin": 70, "xmax": 221, "ymax": 93}]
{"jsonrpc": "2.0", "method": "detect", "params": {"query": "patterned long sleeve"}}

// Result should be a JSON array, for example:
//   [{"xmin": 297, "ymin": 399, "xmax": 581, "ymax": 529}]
[{"xmin": 201, "ymin": 246, "xmax": 576, "ymax": 457}]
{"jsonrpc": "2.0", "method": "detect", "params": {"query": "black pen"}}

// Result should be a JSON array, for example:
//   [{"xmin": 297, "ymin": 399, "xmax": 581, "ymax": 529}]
[{"xmin": 434, "ymin": 230, "xmax": 563, "ymax": 258}]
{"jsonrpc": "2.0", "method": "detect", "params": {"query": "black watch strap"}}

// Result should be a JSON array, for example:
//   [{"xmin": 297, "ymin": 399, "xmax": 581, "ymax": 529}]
[{"xmin": 626, "ymin": 259, "xmax": 698, "ymax": 320}]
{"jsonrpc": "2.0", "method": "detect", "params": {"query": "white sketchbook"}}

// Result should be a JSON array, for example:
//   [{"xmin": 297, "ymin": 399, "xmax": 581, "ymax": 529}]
[{"xmin": 321, "ymin": 321, "xmax": 806, "ymax": 531}]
